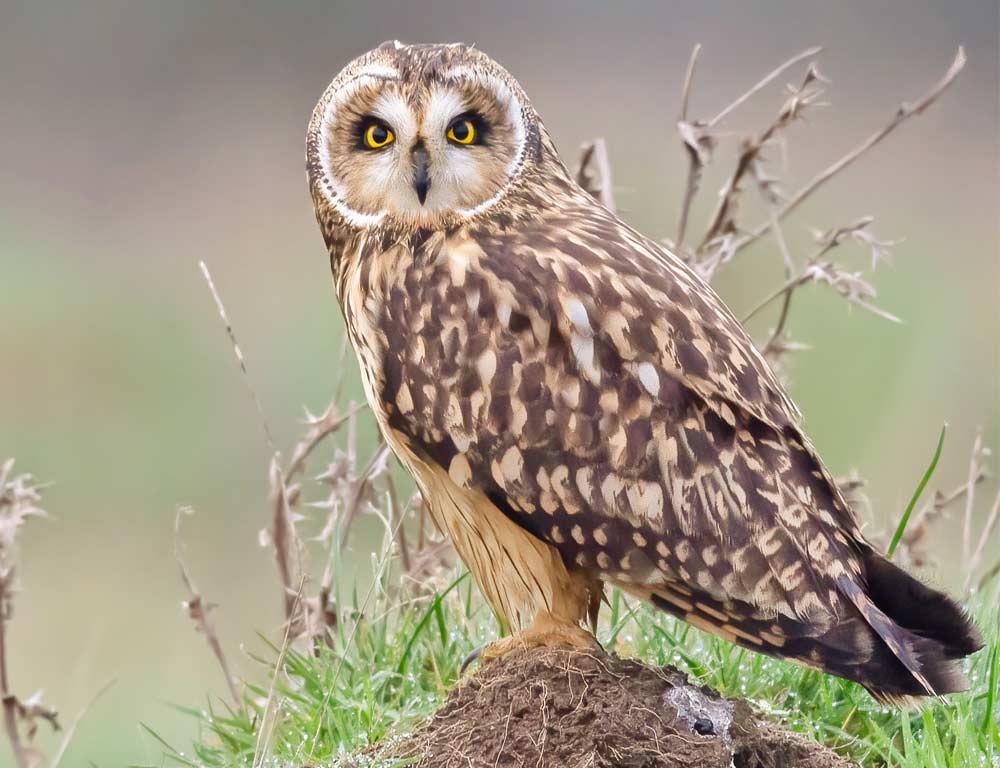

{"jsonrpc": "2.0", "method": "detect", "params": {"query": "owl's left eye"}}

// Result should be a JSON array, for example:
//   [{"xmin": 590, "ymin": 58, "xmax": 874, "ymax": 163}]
[{"xmin": 446, "ymin": 117, "xmax": 480, "ymax": 146}]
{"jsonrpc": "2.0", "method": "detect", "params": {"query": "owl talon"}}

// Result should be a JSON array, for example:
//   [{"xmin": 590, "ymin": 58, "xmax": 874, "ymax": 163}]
[
  {"xmin": 459, "ymin": 645, "xmax": 485, "ymax": 674},
  {"xmin": 480, "ymin": 616, "xmax": 601, "ymax": 664}
]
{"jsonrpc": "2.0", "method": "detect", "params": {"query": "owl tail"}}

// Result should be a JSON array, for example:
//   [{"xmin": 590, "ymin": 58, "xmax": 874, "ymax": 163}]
[
  {"xmin": 622, "ymin": 547, "xmax": 981, "ymax": 703},
  {"xmin": 837, "ymin": 547, "xmax": 983, "ymax": 702}
]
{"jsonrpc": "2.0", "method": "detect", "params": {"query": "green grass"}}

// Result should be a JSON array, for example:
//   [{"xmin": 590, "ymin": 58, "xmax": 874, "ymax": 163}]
[
  {"xmin": 887, "ymin": 423, "xmax": 947, "ymax": 559},
  {"xmin": 142, "ymin": 544, "xmax": 1000, "ymax": 768}
]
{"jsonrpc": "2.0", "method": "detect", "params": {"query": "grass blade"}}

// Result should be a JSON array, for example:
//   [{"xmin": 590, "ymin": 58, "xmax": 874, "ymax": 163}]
[
  {"xmin": 395, "ymin": 572, "xmax": 468, "ymax": 676},
  {"xmin": 887, "ymin": 423, "xmax": 947, "ymax": 558},
  {"xmin": 984, "ymin": 640, "xmax": 999, "ymax": 735}
]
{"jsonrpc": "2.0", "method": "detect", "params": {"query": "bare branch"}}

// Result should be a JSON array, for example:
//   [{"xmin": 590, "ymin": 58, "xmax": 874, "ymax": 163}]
[
  {"xmin": 576, "ymin": 139, "xmax": 616, "ymax": 212},
  {"xmin": 760, "ymin": 289, "xmax": 796, "ymax": 362},
  {"xmin": 962, "ymin": 430, "xmax": 985, "ymax": 561},
  {"xmin": 679, "ymin": 44, "xmax": 701, "ymax": 122},
  {"xmin": 742, "ymin": 217, "xmax": 899, "ymax": 330},
  {"xmin": 1, "ymin": 461, "xmax": 57, "ymax": 768},
  {"xmin": 675, "ymin": 44, "xmax": 704, "ymax": 251},
  {"xmin": 707, "ymin": 46, "xmax": 824, "ymax": 129},
  {"xmin": 731, "ymin": 47, "xmax": 966, "ymax": 255},
  {"xmin": 755, "ymin": 177, "xmax": 798, "ymax": 362},
  {"xmin": 965, "ymin": 490, "xmax": 1000, "ymax": 594},
  {"xmin": 199, "ymin": 260, "xmax": 278, "ymax": 455},
  {"xmin": 269, "ymin": 458, "xmax": 304, "ymax": 627},
  {"xmin": 338, "ymin": 441, "xmax": 392, "ymax": 549},
  {"xmin": 697, "ymin": 62, "xmax": 828, "ymax": 264},
  {"xmin": 175, "ymin": 507, "xmax": 241, "ymax": 706},
  {"xmin": 286, "ymin": 400, "xmax": 367, "ymax": 483},
  {"xmin": 675, "ymin": 45, "xmax": 824, "ymax": 259},
  {"xmin": 50, "ymin": 679, "xmax": 117, "ymax": 768},
  {"xmin": 742, "ymin": 271, "xmax": 810, "ymax": 325},
  {"xmin": 906, "ymin": 470, "xmax": 987, "ymax": 548},
  {"xmin": 386, "ymin": 471, "xmax": 411, "ymax": 575}
]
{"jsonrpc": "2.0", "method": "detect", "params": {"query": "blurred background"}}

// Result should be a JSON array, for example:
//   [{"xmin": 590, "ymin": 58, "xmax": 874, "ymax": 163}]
[{"xmin": 1, "ymin": 0, "xmax": 997, "ymax": 764}]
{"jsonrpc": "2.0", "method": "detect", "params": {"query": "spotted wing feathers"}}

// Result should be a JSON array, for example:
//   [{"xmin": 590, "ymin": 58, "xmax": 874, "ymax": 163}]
[{"xmin": 372, "ymin": 203, "xmax": 979, "ymax": 697}]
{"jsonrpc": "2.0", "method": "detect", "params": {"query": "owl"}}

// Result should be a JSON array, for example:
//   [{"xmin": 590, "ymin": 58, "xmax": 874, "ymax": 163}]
[{"xmin": 306, "ymin": 41, "xmax": 980, "ymax": 701}]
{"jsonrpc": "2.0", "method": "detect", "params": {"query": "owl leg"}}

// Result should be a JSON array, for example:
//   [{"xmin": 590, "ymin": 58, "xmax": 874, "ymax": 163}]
[{"xmin": 481, "ymin": 610, "xmax": 600, "ymax": 663}]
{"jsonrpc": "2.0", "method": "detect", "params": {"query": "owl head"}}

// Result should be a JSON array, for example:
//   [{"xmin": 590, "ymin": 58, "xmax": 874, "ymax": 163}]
[{"xmin": 307, "ymin": 41, "xmax": 569, "ymax": 240}]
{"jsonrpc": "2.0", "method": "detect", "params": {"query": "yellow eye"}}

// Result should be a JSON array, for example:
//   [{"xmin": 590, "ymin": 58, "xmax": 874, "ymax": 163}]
[
  {"xmin": 363, "ymin": 122, "xmax": 394, "ymax": 149},
  {"xmin": 447, "ymin": 119, "xmax": 476, "ymax": 145}
]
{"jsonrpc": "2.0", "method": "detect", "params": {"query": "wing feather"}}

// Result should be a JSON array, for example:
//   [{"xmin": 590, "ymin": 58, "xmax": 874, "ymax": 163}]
[
  {"xmin": 376, "ymin": 208, "xmax": 864, "ymax": 625},
  {"xmin": 365, "ymin": 202, "xmax": 982, "ymax": 695}
]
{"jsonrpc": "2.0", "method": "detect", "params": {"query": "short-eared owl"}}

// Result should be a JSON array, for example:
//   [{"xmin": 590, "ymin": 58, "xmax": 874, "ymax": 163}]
[{"xmin": 306, "ymin": 41, "xmax": 980, "ymax": 700}]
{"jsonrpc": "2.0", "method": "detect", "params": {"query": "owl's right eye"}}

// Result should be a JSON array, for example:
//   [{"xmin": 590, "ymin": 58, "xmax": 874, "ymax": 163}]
[{"xmin": 362, "ymin": 121, "xmax": 395, "ymax": 149}]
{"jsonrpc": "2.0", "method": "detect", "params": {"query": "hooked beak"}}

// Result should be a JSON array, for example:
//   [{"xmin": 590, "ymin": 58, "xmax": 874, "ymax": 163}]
[{"xmin": 412, "ymin": 144, "xmax": 430, "ymax": 205}]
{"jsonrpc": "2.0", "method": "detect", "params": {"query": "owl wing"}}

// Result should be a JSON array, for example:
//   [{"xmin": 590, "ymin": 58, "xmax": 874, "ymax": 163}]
[{"xmin": 378, "ymin": 205, "xmax": 977, "ymax": 697}]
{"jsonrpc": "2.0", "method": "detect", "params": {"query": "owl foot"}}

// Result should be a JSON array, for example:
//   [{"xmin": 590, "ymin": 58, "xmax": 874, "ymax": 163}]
[{"xmin": 480, "ymin": 613, "xmax": 601, "ymax": 664}]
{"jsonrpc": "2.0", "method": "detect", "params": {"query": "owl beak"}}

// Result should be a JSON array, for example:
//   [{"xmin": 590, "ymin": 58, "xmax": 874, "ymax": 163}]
[{"xmin": 412, "ymin": 144, "xmax": 430, "ymax": 205}]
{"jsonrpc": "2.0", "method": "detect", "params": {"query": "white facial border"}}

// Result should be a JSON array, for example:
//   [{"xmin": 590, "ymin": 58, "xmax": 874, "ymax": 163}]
[
  {"xmin": 315, "ymin": 65, "xmax": 401, "ymax": 228},
  {"xmin": 441, "ymin": 65, "xmax": 527, "ymax": 221},
  {"xmin": 315, "ymin": 61, "xmax": 528, "ymax": 227}
]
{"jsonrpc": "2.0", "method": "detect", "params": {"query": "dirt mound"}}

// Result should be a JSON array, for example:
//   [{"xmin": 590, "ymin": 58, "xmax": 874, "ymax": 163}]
[{"xmin": 365, "ymin": 648, "xmax": 855, "ymax": 768}]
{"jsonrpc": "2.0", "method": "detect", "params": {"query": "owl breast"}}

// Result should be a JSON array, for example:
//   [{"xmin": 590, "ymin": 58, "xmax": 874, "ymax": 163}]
[{"xmin": 339, "ymin": 235, "xmax": 591, "ymax": 631}]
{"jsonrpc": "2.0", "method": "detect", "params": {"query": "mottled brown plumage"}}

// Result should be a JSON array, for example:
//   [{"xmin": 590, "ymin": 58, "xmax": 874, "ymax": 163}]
[{"xmin": 306, "ymin": 41, "xmax": 981, "ymax": 700}]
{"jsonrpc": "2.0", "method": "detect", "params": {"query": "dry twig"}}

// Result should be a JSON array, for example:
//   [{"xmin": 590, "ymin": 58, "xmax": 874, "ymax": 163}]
[
  {"xmin": 965, "ymin": 490, "xmax": 1000, "ymax": 594},
  {"xmin": 740, "ymin": 218, "xmax": 899, "ymax": 367},
  {"xmin": 49, "ymin": 679, "xmax": 116, "ymax": 768},
  {"xmin": 901, "ymin": 472, "xmax": 988, "ymax": 567},
  {"xmin": 268, "ymin": 457, "xmax": 305, "ymax": 627},
  {"xmin": 696, "ymin": 61, "xmax": 828, "ymax": 270},
  {"xmin": 731, "ymin": 47, "xmax": 966, "ymax": 256},
  {"xmin": 576, "ymin": 138, "xmax": 616, "ymax": 212},
  {"xmin": 286, "ymin": 400, "xmax": 367, "ymax": 483},
  {"xmin": 1, "ymin": 460, "xmax": 59, "ymax": 768},
  {"xmin": 673, "ymin": 45, "xmax": 822, "ymax": 259},
  {"xmin": 175, "ymin": 507, "xmax": 241, "ymax": 706},
  {"xmin": 962, "ymin": 431, "xmax": 987, "ymax": 561},
  {"xmin": 674, "ymin": 43, "xmax": 704, "ymax": 251}
]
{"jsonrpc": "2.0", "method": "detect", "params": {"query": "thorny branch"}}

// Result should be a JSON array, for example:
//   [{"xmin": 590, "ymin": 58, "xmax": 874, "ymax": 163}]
[
  {"xmin": 285, "ymin": 400, "xmax": 367, "ymax": 484},
  {"xmin": 695, "ymin": 61, "xmax": 829, "ymax": 269},
  {"xmin": 732, "ymin": 47, "xmax": 966, "ymax": 255},
  {"xmin": 661, "ymin": 45, "xmax": 964, "ymax": 369},
  {"xmin": 1, "ymin": 460, "xmax": 58, "ymax": 768},
  {"xmin": 673, "ymin": 45, "xmax": 822, "ymax": 258},
  {"xmin": 175, "ymin": 507, "xmax": 241, "ymax": 706},
  {"xmin": 740, "ymin": 218, "xmax": 899, "ymax": 364},
  {"xmin": 269, "ymin": 456, "xmax": 305, "ymax": 627}
]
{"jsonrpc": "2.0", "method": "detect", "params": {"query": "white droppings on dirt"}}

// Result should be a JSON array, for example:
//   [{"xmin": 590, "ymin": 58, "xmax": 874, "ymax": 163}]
[{"xmin": 663, "ymin": 684, "xmax": 735, "ymax": 756}]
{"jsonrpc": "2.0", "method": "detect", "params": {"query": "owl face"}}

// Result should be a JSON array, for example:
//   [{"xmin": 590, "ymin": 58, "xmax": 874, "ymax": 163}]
[{"xmin": 309, "ymin": 42, "xmax": 537, "ymax": 231}]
